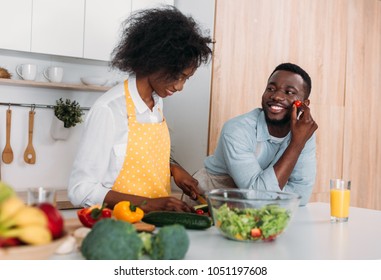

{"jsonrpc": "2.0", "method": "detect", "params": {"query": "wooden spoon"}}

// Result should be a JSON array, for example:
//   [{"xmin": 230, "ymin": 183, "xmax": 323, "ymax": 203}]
[
  {"xmin": 2, "ymin": 109, "xmax": 14, "ymax": 164},
  {"xmin": 24, "ymin": 110, "xmax": 36, "ymax": 164}
]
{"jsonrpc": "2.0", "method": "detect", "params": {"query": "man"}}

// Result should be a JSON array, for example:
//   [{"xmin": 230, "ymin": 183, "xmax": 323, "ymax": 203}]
[{"xmin": 194, "ymin": 62, "xmax": 318, "ymax": 206}]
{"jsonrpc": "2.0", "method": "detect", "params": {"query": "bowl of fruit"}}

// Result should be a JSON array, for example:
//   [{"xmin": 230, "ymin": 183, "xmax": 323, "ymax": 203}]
[
  {"xmin": 206, "ymin": 189, "xmax": 301, "ymax": 242},
  {"xmin": 0, "ymin": 183, "xmax": 66, "ymax": 260}
]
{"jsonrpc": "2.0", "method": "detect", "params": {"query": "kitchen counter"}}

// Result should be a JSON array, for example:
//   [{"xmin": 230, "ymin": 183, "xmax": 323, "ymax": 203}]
[{"xmin": 53, "ymin": 202, "xmax": 381, "ymax": 260}]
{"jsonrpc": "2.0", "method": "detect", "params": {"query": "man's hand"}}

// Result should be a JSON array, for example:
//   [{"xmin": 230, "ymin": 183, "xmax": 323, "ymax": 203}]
[
  {"xmin": 273, "ymin": 103, "xmax": 318, "ymax": 189},
  {"xmin": 291, "ymin": 102, "xmax": 318, "ymax": 147}
]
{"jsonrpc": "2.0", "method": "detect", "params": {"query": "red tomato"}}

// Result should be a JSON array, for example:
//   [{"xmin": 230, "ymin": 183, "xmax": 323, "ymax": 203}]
[
  {"xmin": 195, "ymin": 209, "xmax": 204, "ymax": 215},
  {"xmin": 250, "ymin": 228, "xmax": 262, "ymax": 238},
  {"xmin": 294, "ymin": 100, "xmax": 302, "ymax": 107}
]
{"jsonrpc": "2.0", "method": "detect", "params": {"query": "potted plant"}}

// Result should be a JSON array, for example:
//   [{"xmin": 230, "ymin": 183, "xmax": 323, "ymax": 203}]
[{"xmin": 50, "ymin": 98, "xmax": 84, "ymax": 140}]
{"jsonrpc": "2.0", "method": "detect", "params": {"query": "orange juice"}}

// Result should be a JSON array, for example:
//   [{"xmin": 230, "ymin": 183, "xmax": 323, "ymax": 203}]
[{"xmin": 330, "ymin": 189, "xmax": 350, "ymax": 218}]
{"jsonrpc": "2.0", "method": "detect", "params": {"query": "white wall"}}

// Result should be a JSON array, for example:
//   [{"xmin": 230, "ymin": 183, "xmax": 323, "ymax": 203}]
[
  {"xmin": 0, "ymin": 0, "xmax": 215, "ymax": 192},
  {"xmin": 0, "ymin": 50, "xmax": 124, "ymax": 191},
  {"xmin": 167, "ymin": 0, "xmax": 215, "ymax": 177}
]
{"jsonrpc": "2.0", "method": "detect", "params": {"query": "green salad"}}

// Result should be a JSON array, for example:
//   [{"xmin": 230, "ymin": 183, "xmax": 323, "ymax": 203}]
[{"xmin": 214, "ymin": 203, "xmax": 291, "ymax": 241}]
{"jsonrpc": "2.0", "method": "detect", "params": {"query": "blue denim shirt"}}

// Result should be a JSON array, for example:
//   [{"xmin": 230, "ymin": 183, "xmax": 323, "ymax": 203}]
[{"xmin": 204, "ymin": 108, "xmax": 316, "ymax": 205}]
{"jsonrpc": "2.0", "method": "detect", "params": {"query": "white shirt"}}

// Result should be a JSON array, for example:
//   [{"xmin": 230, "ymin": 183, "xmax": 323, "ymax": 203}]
[{"xmin": 68, "ymin": 75, "xmax": 164, "ymax": 207}]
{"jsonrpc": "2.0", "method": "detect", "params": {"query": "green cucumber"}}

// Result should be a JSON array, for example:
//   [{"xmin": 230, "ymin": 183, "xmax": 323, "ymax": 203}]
[{"xmin": 142, "ymin": 211, "xmax": 212, "ymax": 230}]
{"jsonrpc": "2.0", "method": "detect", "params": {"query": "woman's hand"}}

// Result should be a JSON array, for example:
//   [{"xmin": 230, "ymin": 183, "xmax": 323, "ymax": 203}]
[
  {"xmin": 141, "ymin": 196, "xmax": 193, "ymax": 213},
  {"xmin": 171, "ymin": 164, "xmax": 200, "ymax": 200},
  {"xmin": 104, "ymin": 190, "xmax": 193, "ymax": 212}
]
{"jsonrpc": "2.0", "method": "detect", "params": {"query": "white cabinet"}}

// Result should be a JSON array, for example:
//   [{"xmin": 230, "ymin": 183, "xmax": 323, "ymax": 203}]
[
  {"xmin": 0, "ymin": 0, "xmax": 174, "ymax": 60},
  {"xmin": 0, "ymin": 0, "xmax": 32, "ymax": 52},
  {"xmin": 131, "ymin": 0, "xmax": 174, "ymax": 11},
  {"xmin": 31, "ymin": 0, "xmax": 85, "ymax": 57},
  {"xmin": 84, "ymin": 0, "xmax": 132, "ymax": 61}
]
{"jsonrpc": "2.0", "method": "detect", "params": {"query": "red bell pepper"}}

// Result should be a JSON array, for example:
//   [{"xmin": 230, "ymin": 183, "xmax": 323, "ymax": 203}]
[{"xmin": 77, "ymin": 204, "xmax": 112, "ymax": 228}]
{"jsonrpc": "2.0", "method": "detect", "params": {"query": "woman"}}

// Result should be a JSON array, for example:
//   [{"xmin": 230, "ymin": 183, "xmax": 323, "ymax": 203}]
[{"xmin": 68, "ymin": 6, "xmax": 212, "ymax": 212}]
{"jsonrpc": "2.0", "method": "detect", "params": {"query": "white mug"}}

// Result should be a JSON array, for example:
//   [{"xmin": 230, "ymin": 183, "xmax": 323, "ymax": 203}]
[
  {"xmin": 44, "ymin": 66, "xmax": 64, "ymax": 83},
  {"xmin": 16, "ymin": 64, "xmax": 37, "ymax": 81}
]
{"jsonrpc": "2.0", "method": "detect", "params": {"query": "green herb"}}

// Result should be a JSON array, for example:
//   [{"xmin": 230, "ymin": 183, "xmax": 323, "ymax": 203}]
[{"xmin": 53, "ymin": 98, "xmax": 83, "ymax": 128}]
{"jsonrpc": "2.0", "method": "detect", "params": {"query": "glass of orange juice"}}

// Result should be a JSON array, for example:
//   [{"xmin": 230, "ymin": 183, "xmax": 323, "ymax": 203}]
[{"xmin": 330, "ymin": 179, "xmax": 351, "ymax": 222}]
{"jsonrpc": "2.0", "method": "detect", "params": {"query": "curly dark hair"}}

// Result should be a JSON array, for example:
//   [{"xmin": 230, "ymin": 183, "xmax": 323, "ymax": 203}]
[
  {"xmin": 111, "ymin": 5, "xmax": 213, "ymax": 80},
  {"xmin": 269, "ymin": 62, "xmax": 312, "ymax": 98}
]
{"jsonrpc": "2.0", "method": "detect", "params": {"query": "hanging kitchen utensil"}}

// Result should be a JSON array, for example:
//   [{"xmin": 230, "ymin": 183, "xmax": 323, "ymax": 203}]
[
  {"xmin": 24, "ymin": 107, "xmax": 36, "ymax": 164},
  {"xmin": 2, "ymin": 107, "xmax": 14, "ymax": 164}
]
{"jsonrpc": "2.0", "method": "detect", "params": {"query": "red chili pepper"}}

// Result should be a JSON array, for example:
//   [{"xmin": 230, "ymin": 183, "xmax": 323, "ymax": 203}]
[
  {"xmin": 77, "ymin": 204, "xmax": 112, "ymax": 228},
  {"xmin": 294, "ymin": 100, "xmax": 302, "ymax": 107}
]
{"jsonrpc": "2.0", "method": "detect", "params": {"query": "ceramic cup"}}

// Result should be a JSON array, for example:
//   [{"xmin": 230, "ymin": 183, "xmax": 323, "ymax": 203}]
[
  {"xmin": 43, "ymin": 66, "xmax": 64, "ymax": 83},
  {"xmin": 16, "ymin": 64, "xmax": 37, "ymax": 81}
]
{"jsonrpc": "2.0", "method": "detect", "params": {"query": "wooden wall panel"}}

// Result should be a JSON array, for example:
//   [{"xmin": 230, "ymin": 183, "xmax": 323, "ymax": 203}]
[
  {"xmin": 344, "ymin": 0, "xmax": 381, "ymax": 209},
  {"xmin": 210, "ymin": 0, "xmax": 348, "ymax": 204}
]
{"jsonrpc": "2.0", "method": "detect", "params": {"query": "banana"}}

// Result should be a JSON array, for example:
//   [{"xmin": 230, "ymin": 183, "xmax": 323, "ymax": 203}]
[
  {"xmin": 0, "ymin": 206, "xmax": 48, "ymax": 230},
  {"xmin": 0, "ymin": 196, "xmax": 26, "ymax": 224},
  {"xmin": 0, "ymin": 181, "xmax": 15, "ymax": 204},
  {"xmin": 1, "ymin": 225, "xmax": 52, "ymax": 245}
]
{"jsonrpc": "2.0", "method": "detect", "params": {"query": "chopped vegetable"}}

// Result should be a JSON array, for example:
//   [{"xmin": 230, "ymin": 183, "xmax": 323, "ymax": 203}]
[
  {"xmin": 250, "ymin": 228, "xmax": 262, "ymax": 238},
  {"xmin": 195, "ymin": 209, "xmax": 204, "ymax": 215},
  {"xmin": 113, "ymin": 201, "xmax": 144, "ymax": 223},
  {"xmin": 77, "ymin": 204, "xmax": 112, "ymax": 228},
  {"xmin": 214, "ymin": 204, "xmax": 291, "ymax": 241}
]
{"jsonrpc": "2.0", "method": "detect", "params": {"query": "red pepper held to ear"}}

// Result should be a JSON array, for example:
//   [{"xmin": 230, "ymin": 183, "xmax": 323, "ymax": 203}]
[{"xmin": 77, "ymin": 204, "xmax": 112, "ymax": 228}]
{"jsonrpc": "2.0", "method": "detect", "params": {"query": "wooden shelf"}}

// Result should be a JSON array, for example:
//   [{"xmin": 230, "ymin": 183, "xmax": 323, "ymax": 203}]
[{"xmin": 0, "ymin": 78, "xmax": 111, "ymax": 92}]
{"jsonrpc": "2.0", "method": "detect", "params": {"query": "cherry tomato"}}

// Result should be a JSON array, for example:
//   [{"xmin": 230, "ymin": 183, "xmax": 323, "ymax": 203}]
[
  {"xmin": 294, "ymin": 100, "xmax": 302, "ymax": 107},
  {"xmin": 250, "ymin": 228, "xmax": 262, "ymax": 238},
  {"xmin": 195, "ymin": 209, "xmax": 204, "ymax": 215}
]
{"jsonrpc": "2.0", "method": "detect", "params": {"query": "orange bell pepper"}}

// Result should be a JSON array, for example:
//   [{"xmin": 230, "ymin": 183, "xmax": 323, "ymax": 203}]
[{"xmin": 113, "ymin": 201, "xmax": 144, "ymax": 223}]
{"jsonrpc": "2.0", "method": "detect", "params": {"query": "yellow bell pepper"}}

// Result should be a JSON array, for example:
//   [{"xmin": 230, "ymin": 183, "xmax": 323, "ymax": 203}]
[{"xmin": 113, "ymin": 201, "xmax": 144, "ymax": 223}]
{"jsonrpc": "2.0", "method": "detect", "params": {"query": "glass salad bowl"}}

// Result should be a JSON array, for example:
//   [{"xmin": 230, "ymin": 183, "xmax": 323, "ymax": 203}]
[{"xmin": 206, "ymin": 189, "xmax": 301, "ymax": 242}]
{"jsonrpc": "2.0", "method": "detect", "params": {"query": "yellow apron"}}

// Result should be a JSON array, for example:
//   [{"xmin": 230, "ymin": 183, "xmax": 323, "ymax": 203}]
[{"xmin": 112, "ymin": 80, "xmax": 171, "ymax": 197}]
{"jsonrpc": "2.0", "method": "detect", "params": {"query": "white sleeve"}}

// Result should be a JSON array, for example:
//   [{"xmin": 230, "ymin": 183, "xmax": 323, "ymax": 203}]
[{"xmin": 68, "ymin": 105, "xmax": 116, "ymax": 207}]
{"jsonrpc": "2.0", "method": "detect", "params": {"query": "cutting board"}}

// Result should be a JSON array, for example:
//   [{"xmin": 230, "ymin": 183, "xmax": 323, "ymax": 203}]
[{"xmin": 64, "ymin": 218, "xmax": 156, "ymax": 233}]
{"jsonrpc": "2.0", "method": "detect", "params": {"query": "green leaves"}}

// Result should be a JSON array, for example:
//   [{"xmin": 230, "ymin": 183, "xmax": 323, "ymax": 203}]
[{"xmin": 53, "ymin": 98, "xmax": 83, "ymax": 128}]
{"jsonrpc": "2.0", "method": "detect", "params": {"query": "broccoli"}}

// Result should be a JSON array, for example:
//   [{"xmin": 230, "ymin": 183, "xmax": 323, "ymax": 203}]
[
  {"xmin": 138, "ymin": 232, "xmax": 152, "ymax": 255},
  {"xmin": 81, "ymin": 219, "xmax": 143, "ymax": 260},
  {"xmin": 150, "ymin": 224, "xmax": 189, "ymax": 260}
]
